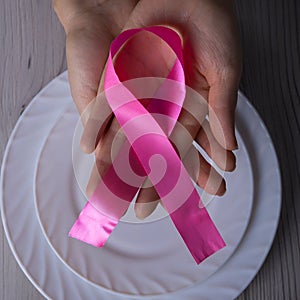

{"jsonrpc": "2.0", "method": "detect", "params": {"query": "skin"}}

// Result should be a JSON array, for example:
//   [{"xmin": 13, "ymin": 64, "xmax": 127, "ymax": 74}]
[{"xmin": 53, "ymin": 0, "xmax": 242, "ymax": 219}]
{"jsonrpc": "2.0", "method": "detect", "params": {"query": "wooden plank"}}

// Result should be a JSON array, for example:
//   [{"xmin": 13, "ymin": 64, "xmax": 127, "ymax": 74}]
[
  {"xmin": 0, "ymin": 1, "xmax": 66, "ymax": 299},
  {"xmin": 236, "ymin": 0, "xmax": 300, "ymax": 299}
]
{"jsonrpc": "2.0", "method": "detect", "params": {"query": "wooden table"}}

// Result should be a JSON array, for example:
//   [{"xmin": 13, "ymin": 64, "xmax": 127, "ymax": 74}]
[{"xmin": 1, "ymin": 1, "xmax": 299, "ymax": 299}]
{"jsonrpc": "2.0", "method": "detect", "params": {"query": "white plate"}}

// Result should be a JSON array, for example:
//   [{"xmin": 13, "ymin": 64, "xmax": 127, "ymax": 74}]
[
  {"xmin": 0, "ymin": 71, "xmax": 281, "ymax": 300},
  {"xmin": 34, "ymin": 101, "xmax": 253, "ymax": 295}
]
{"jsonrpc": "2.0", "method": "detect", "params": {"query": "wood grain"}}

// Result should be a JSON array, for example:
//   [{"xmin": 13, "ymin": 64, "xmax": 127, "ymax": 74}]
[
  {"xmin": 0, "ymin": 1, "xmax": 66, "ymax": 299},
  {"xmin": 235, "ymin": 1, "xmax": 300, "ymax": 299},
  {"xmin": 0, "ymin": 0, "xmax": 299, "ymax": 299}
]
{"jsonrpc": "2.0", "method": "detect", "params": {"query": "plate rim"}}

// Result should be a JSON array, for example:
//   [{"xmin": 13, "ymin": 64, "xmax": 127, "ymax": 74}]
[
  {"xmin": 32, "ymin": 103, "xmax": 254, "ymax": 294},
  {"xmin": 0, "ymin": 72, "xmax": 281, "ymax": 300}
]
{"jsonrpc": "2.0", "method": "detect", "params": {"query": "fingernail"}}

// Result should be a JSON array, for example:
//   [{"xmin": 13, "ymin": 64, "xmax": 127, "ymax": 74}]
[
  {"xmin": 232, "ymin": 138, "xmax": 238, "ymax": 150},
  {"xmin": 134, "ymin": 203, "xmax": 151, "ymax": 220},
  {"xmin": 135, "ymin": 201, "xmax": 159, "ymax": 220}
]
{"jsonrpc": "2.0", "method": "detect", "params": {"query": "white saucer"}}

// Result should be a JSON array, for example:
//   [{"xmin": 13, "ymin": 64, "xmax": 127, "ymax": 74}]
[{"xmin": 0, "ymin": 71, "xmax": 281, "ymax": 299}]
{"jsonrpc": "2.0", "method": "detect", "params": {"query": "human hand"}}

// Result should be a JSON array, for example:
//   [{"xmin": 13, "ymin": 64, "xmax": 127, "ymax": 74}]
[
  {"xmin": 54, "ymin": 0, "xmax": 242, "ymax": 219},
  {"xmin": 124, "ymin": 0, "xmax": 242, "ymax": 150}
]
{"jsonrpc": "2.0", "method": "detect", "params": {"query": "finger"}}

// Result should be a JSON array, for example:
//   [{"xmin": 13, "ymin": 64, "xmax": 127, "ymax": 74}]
[
  {"xmin": 197, "ymin": 153, "xmax": 226, "ymax": 196},
  {"xmin": 80, "ymin": 91, "xmax": 113, "ymax": 154},
  {"xmin": 85, "ymin": 142, "xmax": 112, "ymax": 199},
  {"xmin": 134, "ymin": 178, "xmax": 160, "ymax": 220},
  {"xmin": 184, "ymin": 43, "xmax": 240, "ymax": 151},
  {"xmin": 207, "ymin": 72, "xmax": 239, "ymax": 150},
  {"xmin": 195, "ymin": 119, "xmax": 236, "ymax": 171},
  {"xmin": 86, "ymin": 117, "xmax": 125, "ymax": 197},
  {"xmin": 182, "ymin": 14, "xmax": 241, "ymax": 150},
  {"xmin": 168, "ymin": 85, "xmax": 208, "ymax": 161},
  {"xmin": 182, "ymin": 144, "xmax": 226, "ymax": 196},
  {"xmin": 86, "ymin": 164, "xmax": 101, "ymax": 199},
  {"xmin": 186, "ymin": 25, "xmax": 241, "ymax": 151}
]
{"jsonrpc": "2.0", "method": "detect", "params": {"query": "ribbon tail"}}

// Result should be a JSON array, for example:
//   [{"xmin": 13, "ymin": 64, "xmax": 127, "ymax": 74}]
[
  {"xmin": 170, "ymin": 189, "xmax": 225, "ymax": 264},
  {"xmin": 69, "ymin": 202, "xmax": 118, "ymax": 247},
  {"xmin": 69, "ymin": 140, "xmax": 143, "ymax": 246}
]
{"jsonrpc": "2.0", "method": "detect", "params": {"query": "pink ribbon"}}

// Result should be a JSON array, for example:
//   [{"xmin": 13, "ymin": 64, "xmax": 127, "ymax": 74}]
[{"xmin": 69, "ymin": 26, "xmax": 225, "ymax": 264}]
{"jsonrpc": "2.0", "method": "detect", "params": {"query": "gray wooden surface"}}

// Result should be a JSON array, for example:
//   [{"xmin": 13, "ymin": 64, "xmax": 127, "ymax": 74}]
[{"xmin": 0, "ymin": 0, "xmax": 299, "ymax": 299}]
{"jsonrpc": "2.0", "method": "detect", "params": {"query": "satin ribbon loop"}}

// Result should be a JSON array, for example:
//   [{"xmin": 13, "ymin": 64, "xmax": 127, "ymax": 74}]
[{"xmin": 69, "ymin": 26, "xmax": 225, "ymax": 264}]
